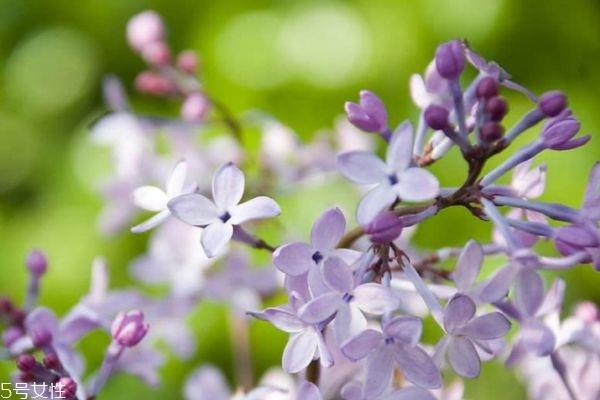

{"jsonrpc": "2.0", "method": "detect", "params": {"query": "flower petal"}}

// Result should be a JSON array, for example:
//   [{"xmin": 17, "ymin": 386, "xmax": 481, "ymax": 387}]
[
  {"xmin": 459, "ymin": 312, "xmax": 511, "ymax": 340},
  {"xmin": 297, "ymin": 382, "xmax": 322, "ymax": 400},
  {"xmin": 131, "ymin": 209, "xmax": 171, "ymax": 233},
  {"xmin": 443, "ymin": 294, "xmax": 476, "ymax": 333},
  {"xmin": 166, "ymin": 160, "xmax": 188, "ymax": 197},
  {"xmin": 386, "ymin": 121, "xmax": 413, "ymax": 172},
  {"xmin": 341, "ymin": 329, "xmax": 383, "ymax": 361},
  {"xmin": 230, "ymin": 196, "xmax": 280, "ymax": 225},
  {"xmin": 307, "ymin": 263, "xmax": 331, "ymax": 298},
  {"xmin": 334, "ymin": 303, "xmax": 367, "ymax": 344},
  {"xmin": 384, "ymin": 316, "xmax": 422, "ymax": 346},
  {"xmin": 394, "ymin": 344, "xmax": 442, "ymax": 389},
  {"xmin": 364, "ymin": 346, "xmax": 394, "ymax": 399},
  {"xmin": 478, "ymin": 265, "xmax": 517, "ymax": 303},
  {"xmin": 273, "ymin": 242, "xmax": 314, "ymax": 277},
  {"xmin": 521, "ymin": 320, "xmax": 555, "ymax": 356},
  {"xmin": 337, "ymin": 151, "xmax": 387, "ymax": 184},
  {"xmin": 356, "ymin": 185, "xmax": 397, "ymax": 225},
  {"xmin": 354, "ymin": 283, "xmax": 399, "ymax": 315},
  {"xmin": 282, "ymin": 330, "xmax": 318, "ymax": 373},
  {"xmin": 298, "ymin": 293, "xmax": 341, "ymax": 324},
  {"xmin": 201, "ymin": 222, "xmax": 233, "ymax": 258},
  {"xmin": 447, "ymin": 337, "xmax": 480, "ymax": 378},
  {"xmin": 184, "ymin": 366, "xmax": 231, "ymax": 400},
  {"xmin": 514, "ymin": 269, "xmax": 544, "ymax": 317},
  {"xmin": 212, "ymin": 162, "xmax": 245, "ymax": 211},
  {"xmin": 133, "ymin": 186, "xmax": 168, "ymax": 211},
  {"xmin": 168, "ymin": 194, "xmax": 218, "ymax": 226},
  {"xmin": 397, "ymin": 168, "xmax": 439, "ymax": 202},
  {"xmin": 311, "ymin": 207, "xmax": 346, "ymax": 252},
  {"xmin": 389, "ymin": 387, "xmax": 436, "ymax": 400},
  {"xmin": 322, "ymin": 257, "xmax": 353, "ymax": 293},
  {"xmin": 260, "ymin": 308, "xmax": 304, "ymax": 333},
  {"xmin": 453, "ymin": 240, "xmax": 483, "ymax": 292}
]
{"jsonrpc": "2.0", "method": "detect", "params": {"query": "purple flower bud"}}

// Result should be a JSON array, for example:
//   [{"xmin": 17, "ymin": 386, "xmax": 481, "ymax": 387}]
[
  {"xmin": 539, "ymin": 90, "xmax": 567, "ymax": 117},
  {"xmin": 554, "ymin": 223, "xmax": 598, "ymax": 262},
  {"xmin": 43, "ymin": 353, "xmax": 61, "ymax": 370},
  {"xmin": 2, "ymin": 326, "xmax": 23, "ymax": 347},
  {"xmin": 0, "ymin": 297, "xmax": 14, "ymax": 314},
  {"xmin": 424, "ymin": 104, "xmax": 449, "ymax": 130},
  {"xmin": 365, "ymin": 211, "xmax": 403, "ymax": 244},
  {"xmin": 111, "ymin": 310, "xmax": 149, "ymax": 347},
  {"xmin": 17, "ymin": 354, "xmax": 36, "ymax": 372},
  {"xmin": 26, "ymin": 249, "xmax": 47, "ymax": 277},
  {"xmin": 481, "ymin": 122, "xmax": 505, "ymax": 142},
  {"xmin": 344, "ymin": 90, "xmax": 388, "ymax": 133},
  {"xmin": 31, "ymin": 328, "xmax": 52, "ymax": 348},
  {"xmin": 126, "ymin": 11, "xmax": 165, "ymax": 52},
  {"xmin": 541, "ymin": 115, "xmax": 581, "ymax": 149},
  {"xmin": 177, "ymin": 50, "xmax": 198, "ymax": 74},
  {"xmin": 476, "ymin": 76, "xmax": 498, "ymax": 99},
  {"xmin": 485, "ymin": 96, "xmax": 508, "ymax": 121},
  {"xmin": 55, "ymin": 377, "xmax": 77, "ymax": 399},
  {"xmin": 435, "ymin": 40, "xmax": 466, "ymax": 80},
  {"xmin": 181, "ymin": 92, "xmax": 210, "ymax": 122}
]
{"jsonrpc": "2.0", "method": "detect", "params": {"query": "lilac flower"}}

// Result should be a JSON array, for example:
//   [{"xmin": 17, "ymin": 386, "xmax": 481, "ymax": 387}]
[
  {"xmin": 341, "ymin": 380, "xmax": 436, "ymax": 400},
  {"xmin": 582, "ymin": 162, "xmax": 600, "ymax": 221},
  {"xmin": 554, "ymin": 221, "xmax": 600, "ymax": 270},
  {"xmin": 345, "ymin": 91, "xmax": 388, "ymax": 134},
  {"xmin": 131, "ymin": 160, "xmax": 196, "ymax": 233},
  {"xmin": 409, "ymin": 62, "xmax": 451, "ymax": 111},
  {"xmin": 111, "ymin": 310, "xmax": 149, "ymax": 347},
  {"xmin": 434, "ymin": 294, "xmax": 511, "ymax": 378},
  {"xmin": 337, "ymin": 122, "xmax": 440, "ymax": 224},
  {"xmin": 274, "ymin": 207, "xmax": 360, "ymax": 298},
  {"xmin": 341, "ymin": 316, "xmax": 442, "ymax": 397},
  {"xmin": 168, "ymin": 162, "xmax": 281, "ymax": 257}
]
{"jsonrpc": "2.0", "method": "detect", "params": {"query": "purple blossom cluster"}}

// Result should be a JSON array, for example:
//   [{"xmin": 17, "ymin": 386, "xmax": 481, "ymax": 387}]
[{"xmin": 2, "ymin": 10, "xmax": 599, "ymax": 400}]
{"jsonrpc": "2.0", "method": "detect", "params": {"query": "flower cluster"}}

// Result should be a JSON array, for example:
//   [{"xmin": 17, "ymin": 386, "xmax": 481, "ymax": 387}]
[{"xmin": 2, "ymin": 10, "xmax": 599, "ymax": 400}]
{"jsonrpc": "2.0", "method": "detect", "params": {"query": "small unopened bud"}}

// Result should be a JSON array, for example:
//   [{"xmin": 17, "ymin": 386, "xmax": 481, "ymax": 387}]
[
  {"xmin": 141, "ymin": 41, "xmax": 171, "ymax": 66},
  {"xmin": 181, "ymin": 92, "xmax": 210, "ymax": 122},
  {"xmin": 26, "ymin": 249, "xmax": 48, "ymax": 277},
  {"xmin": 17, "ymin": 354, "xmax": 36, "ymax": 372},
  {"xmin": 126, "ymin": 11, "xmax": 165, "ymax": 52},
  {"xmin": 476, "ymin": 76, "xmax": 499, "ymax": 99},
  {"xmin": 365, "ymin": 212, "xmax": 403, "ymax": 244},
  {"xmin": 435, "ymin": 40, "xmax": 465, "ymax": 80},
  {"xmin": 539, "ymin": 90, "xmax": 567, "ymax": 117},
  {"xmin": 111, "ymin": 310, "xmax": 149, "ymax": 347},
  {"xmin": 31, "ymin": 328, "xmax": 52, "ymax": 348},
  {"xmin": 2, "ymin": 326, "xmax": 23, "ymax": 347},
  {"xmin": 344, "ymin": 90, "xmax": 388, "ymax": 133},
  {"xmin": 574, "ymin": 301, "xmax": 599, "ymax": 324},
  {"xmin": 480, "ymin": 122, "xmax": 505, "ymax": 142},
  {"xmin": 177, "ymin": 51, "xmax": 198, "ymax": 74},
  {"xmin": 541, "ymin": 116, "xmax": 580, "ymax": 149},
  {"xmin": 135, "ymin": 71, "xmax": 175, "ymax": 96},
  {"xmin": 55, "ymin": 377, "xmax": 77, "ymax": 399},
  {"xmin": 485, "ymin": 96, "xmax": 508, "ymax": 121},
  {"xmin": 424, "ymin": 105, "xmax": 449, "ymax": 130},
  {"xmin": 43, "ymin": 353, "xmax": 61, "ymax": 370}
]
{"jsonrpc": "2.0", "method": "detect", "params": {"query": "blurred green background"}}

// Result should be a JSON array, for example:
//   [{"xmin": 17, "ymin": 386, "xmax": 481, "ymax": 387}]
[{"xmin": 0, "ymin": 0, "xmax": 599, "ymax": 398}]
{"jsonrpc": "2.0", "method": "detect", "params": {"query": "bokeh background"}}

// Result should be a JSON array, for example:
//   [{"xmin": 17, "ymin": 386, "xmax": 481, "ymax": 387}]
[{"xmin": 0, "ymin": 0, "xmax": 599, "ymax": 398}]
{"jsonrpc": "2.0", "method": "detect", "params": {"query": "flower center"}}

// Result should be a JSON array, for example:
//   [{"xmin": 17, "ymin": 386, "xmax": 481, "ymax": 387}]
[
  {"xmin": 385, "ymin": 337, "xmax": 395, "ymax": 345},
  {"xmin": 387, "ymin": 174, "xmax": 399, "ymax": 185},
  {"xmin": 219, "ymin": 212, "xmax": 232, "ymax": 223},
  {"xmin": 342, "ymin": 293, "xmax": 354, "ymax": 303},
  {"xmin": 312, "ymin": 251, "xmax": 324, "ymax": 264}
]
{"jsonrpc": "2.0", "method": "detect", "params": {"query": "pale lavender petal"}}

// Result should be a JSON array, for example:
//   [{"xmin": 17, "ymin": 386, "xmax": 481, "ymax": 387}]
[
  {"xmin": 25, "ymin": 307, "xmax": 59, "ymax": 336},
  {"xmin": 341, "ymin": 329, "xmax": 383, "ymax": 361},
  {"xmin": 386, "ymin": 121, "xmax": 413, "ymax": 172},
  {"xmin": 394, "ymin": 344, "xmax": 442, "ymax": 389},
  {"xmin": 168, "ymin": 194, "xmax": 218, "ymax": 226},
  {"xmin": 55, "ymin": 342, "xmax": 85, "ymax": 378},
  {"xmin": 583, "ymin": 162, "xmax": 600, "ymax": 219},
  {"xmin": 59, "ymin": 306, "xmax": 102, "ymax": 344},
  {"xmin": 514, "ymin": 269, "xmax": 544, "ymax": 317},
  {"xmin": 340, "ymin": 381, "xmax": 363, "ymax": 400},
  {"xmin": 330, "ymin": 248, "xmax": 362, "ymax": 265},
  {"xmin": 307, "ymin": 263, "xmax": 331, "ymax": 298},
  {"xmin": 282, "ymin": 330, "xmax": 318, "ymax": 373},
  {"xmin": 388, "ymin": 387, "xmax": 436, "ymax": 400},
  {"xmin": 261, "ymin": 308, "xmax": 304, "ymax": 333},
  {"xmin": 201, "ymin": 222, "xmax": 233, "ymax": 258},
  {"xmin": 315, "ymin": 329, "xmax": 334, "ymax": 368},
  {"xmin": 521, "ymin": 321, "xmax": 555, "ymax": 356},
  {"xmin": 212, "ymin": 162, "xmax": 245, "ymax": 210},
  {"xmin": 273, "ymin": 242, "xmax": 314, "ymax": 276},
  {"xmin": 337, "ymin": 151, "xmax": 387, "ymax": 184},
  {"xmin": 166, "ymin": 160, "xmax": 189, "ymax": 197},
  {"xmin": 311, "ymin": 207, "xmax": 346, "ymax": 252},
  {"xmin": 447, "ymin": 337, "xmax": 480, "ymax": 378},
  {"xmin": 357, "ymin": 185, "xmax": 397, "ymax": 225},
  {"xmin": 116, "ymin": 345, "xmax": 165, "ymax": 387},
  {"xmin": 297, "ymin": 381, "xmax": 322, "ymax": 400},
  {"xmin": 458, "ymin": 312, "xmax": 511, "ymax": 340},
  {"xmin": 453, "ymin": 240, "xmax": 483, "ymax": 292},
  {"xmin": 443, "ymin": 294, "xmax": 476, "ymax": 333},
  {"xmin": 384, "ymin": 316, "xmax": 422, "ymax": 346},
  {"xmin": 397, "ymin": 168, "xmax": 439, "ymax": 202},
  {"xmin": 284, "ymin": 275, "xmax": 310, "ymax": 304},
  {"xmin": 131, "ymin": 209, "xmax": 170, "ymax": 233},
  {"xmin": 354, "ymin": 283, "xmax": 399, "ymax": 315},
  {"xmin": 132, "ymin": 186, "xmax": 167, "ymax": 211},
  {"xmin": 184, "ymin": 365, "xmax": 231, "ymax": 400},
  {"xmin": 230, "ymin": 196, "xmax": 280, "ymax": 224},
  {"xmin": 478, "ymin": 265, "xmax": 517, "ymax": 303},
  {"xmin": 298, "ymin": 293, "xmax": 342, "ymax": 324},
  {"xmin": 364, "ymin": 346, "xmax": 394, "ymax": 399},
  {"xmin": 322, "ymin": 257, "xmax": 353, "ymax": 293},
  {"xmin": 334, "ymin": 303, "xmax": 367, "ymax": 344},
  {"xmin": 536, "ymin": 278, "xmax": 565, "ymax": 316}
]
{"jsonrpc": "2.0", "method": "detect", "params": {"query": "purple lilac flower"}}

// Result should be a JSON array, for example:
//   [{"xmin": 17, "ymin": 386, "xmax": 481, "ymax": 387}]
[
  {"xmin": 337, "ymin": 122, "xmax": 440, "ymax": 224},
  {"xmin": 341, "ymin": 380, "xmax": 436, "ymax": 400},
  {"xmin": 341, "ymin": 316, "xmax": 442, "ymax": 397},
  {"xmin": 168, "ymin": 162, "xmax": 281, "ymax": 257},
  {"xmin": 345, "ymin": 91, "xmax": 389, "ymax": 135}
]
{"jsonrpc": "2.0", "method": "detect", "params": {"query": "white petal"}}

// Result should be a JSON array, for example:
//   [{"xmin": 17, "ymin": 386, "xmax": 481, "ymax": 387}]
[
  {"xmin": 386, "ymin": 121, "xmax": 414, "ymax": 172},
  {"xmin": 282, "ymin": 330, "xmax": 318, "ymax": 373},
  {"xmin": 354, "ymin": 283, "xmax": 399, "ymax": 315},
  {"xmin": 166, "ymin": 160, "xmax": 188, "ymax": 197},
  {"xmin": 337, "ymin": 151, "xmax": 387, "ymax": 184},
  {"xmin": 168, "ymin": 194, "xmax": 218, "ymax": 226},
  {"xmin": 230, "ymin": 196, "xmax": 280, "ymax": 225},
  {"xmin": 201, "ymin": 223, "xmax": 233, "ymax": 258},
  {"xmin": 397, "ymin": 168, "xmax": 440, "ymax": 202},
  {"xmin": 212, "ymin": 162, "xmax": 245, "ymax": 211},
  {"xmin": 132, "ymin": 186, "xmax": 167, "ymax": 211},
  {"xmin": 356, "ymin": 185, "xmax": 397, "ymax": 225},
  {"xmin": 131, "ymin": 209, "xmax": 170, "ymax": 233}
]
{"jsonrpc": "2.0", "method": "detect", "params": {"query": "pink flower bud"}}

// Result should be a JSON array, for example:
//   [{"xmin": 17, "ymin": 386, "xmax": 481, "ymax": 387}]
[
  {"xmin": 181, "ymin": 92, "xmax": 210, "ymax": 122},
  {"xmin": 135, "ymin": 71, "xmax": 175, "ymax": 96},
  {"xmin": 26, "ymin": 249, "xmax": 47, "ymax": 277},
  {"xmin": 126, "ymin": 11, "xmax": 165, "ymax": 52},
  {"xmin": 17, "ymin": 354, "xmax": 36, "ymax": 372},
  {"xmin": 55, "ymin": 377, "xmax": 77, "ymax": 399},
  {"xmin": 177, "ymin": 51, "xmax": 198, "ymax": 74},
  {"xmin": 574, "ymin": 301, "xmax": 599, "ymax": 324},
  {"xmin": 141, "ymin": 41, "xmax": 171, "ymax": 66},
  {"xmin": 111, "ymin": 310, "xmax": 148, "ymax": 347}
]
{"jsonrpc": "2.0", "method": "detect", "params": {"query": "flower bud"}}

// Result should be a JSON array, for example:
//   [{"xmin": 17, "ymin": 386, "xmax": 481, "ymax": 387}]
[
  {"xmin": 424, "ymin": 104, "xmax": 449, "ymax": 130},
  {"xmin": 539, "ymin": 90, "xmax": 567, "ymax": 117},
  {"xmin": 574, "ymin": 301, "xmax": 599, "ymax": 324},
  {"xmin": 435, "ymin": 40, "xmax": 465, "ymax": 80},
  {"xmin": 26, "ymin": 249, "xmax": 47, "ymax": 277},
  {"xmin": 43, "ymin": 353, "xmax": 61, "ymax": 370},
  {"xmin": 344, "ymin": 90, "xmax": 388, "ymax": 133},
  {"xmin": 31, "ymin": 328, "xmax": 52, "ymax": 348},
  {"xmin": 0, "ymin": 297, "xmax": 14, "ymax": 314},
  {"xmin": 141, "ymin": 41, "xmax": 171, "ymax": 66},
  {"xmin": 55, "ymin": 377, "xmax": 77, "ymax": 399},
  {"xmin": 2, "ymin": 326, "xmax": 23, "ymax": 347},
  {"xmin": 365, "ymin": 212, "xmax": 403, "ymax": 244},
  {"xmin": 181, "ymin": 92, "xmax": 210, "ymax": 122},
  {"xmin": 135, "ymin": 71, "xmax": 175, "ymax": 96},
  {"xmin": 17, "ymin": 354, "xmax": 36, "ymax": 372},
  {"xmin": 481, "ymin": 122, "xmax": 505, "ymax": 142},
  {"xmin": 111, "ymin": 310, "xmax": 149, "ymax": 347},
  {"xmin": 485, "ymin": 96, "xmax": 508, "ymax": 121},
  {"xmin": 126, "ymin": 11, "xmax": 165, "ymax": 52},
  {"xmin": 476, "ymin": 76, "xmax": 498, "ymax": 99},
  {"xmin": 541, "ymin": 116, "xmax": 580, "ymax": 149},
  {"xmin": 177, "ymin": 51, "xmax": 198, "ymax": 74},
  {"xmin": 554, "ymin": 224, "xmax": 598, "ymax": 262}
]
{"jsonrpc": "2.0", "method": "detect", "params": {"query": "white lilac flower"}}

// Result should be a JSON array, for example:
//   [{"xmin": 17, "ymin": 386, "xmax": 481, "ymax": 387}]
[{"xmin": 168, "ymin": 162, "xmax": 281, "ymax": 257}]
